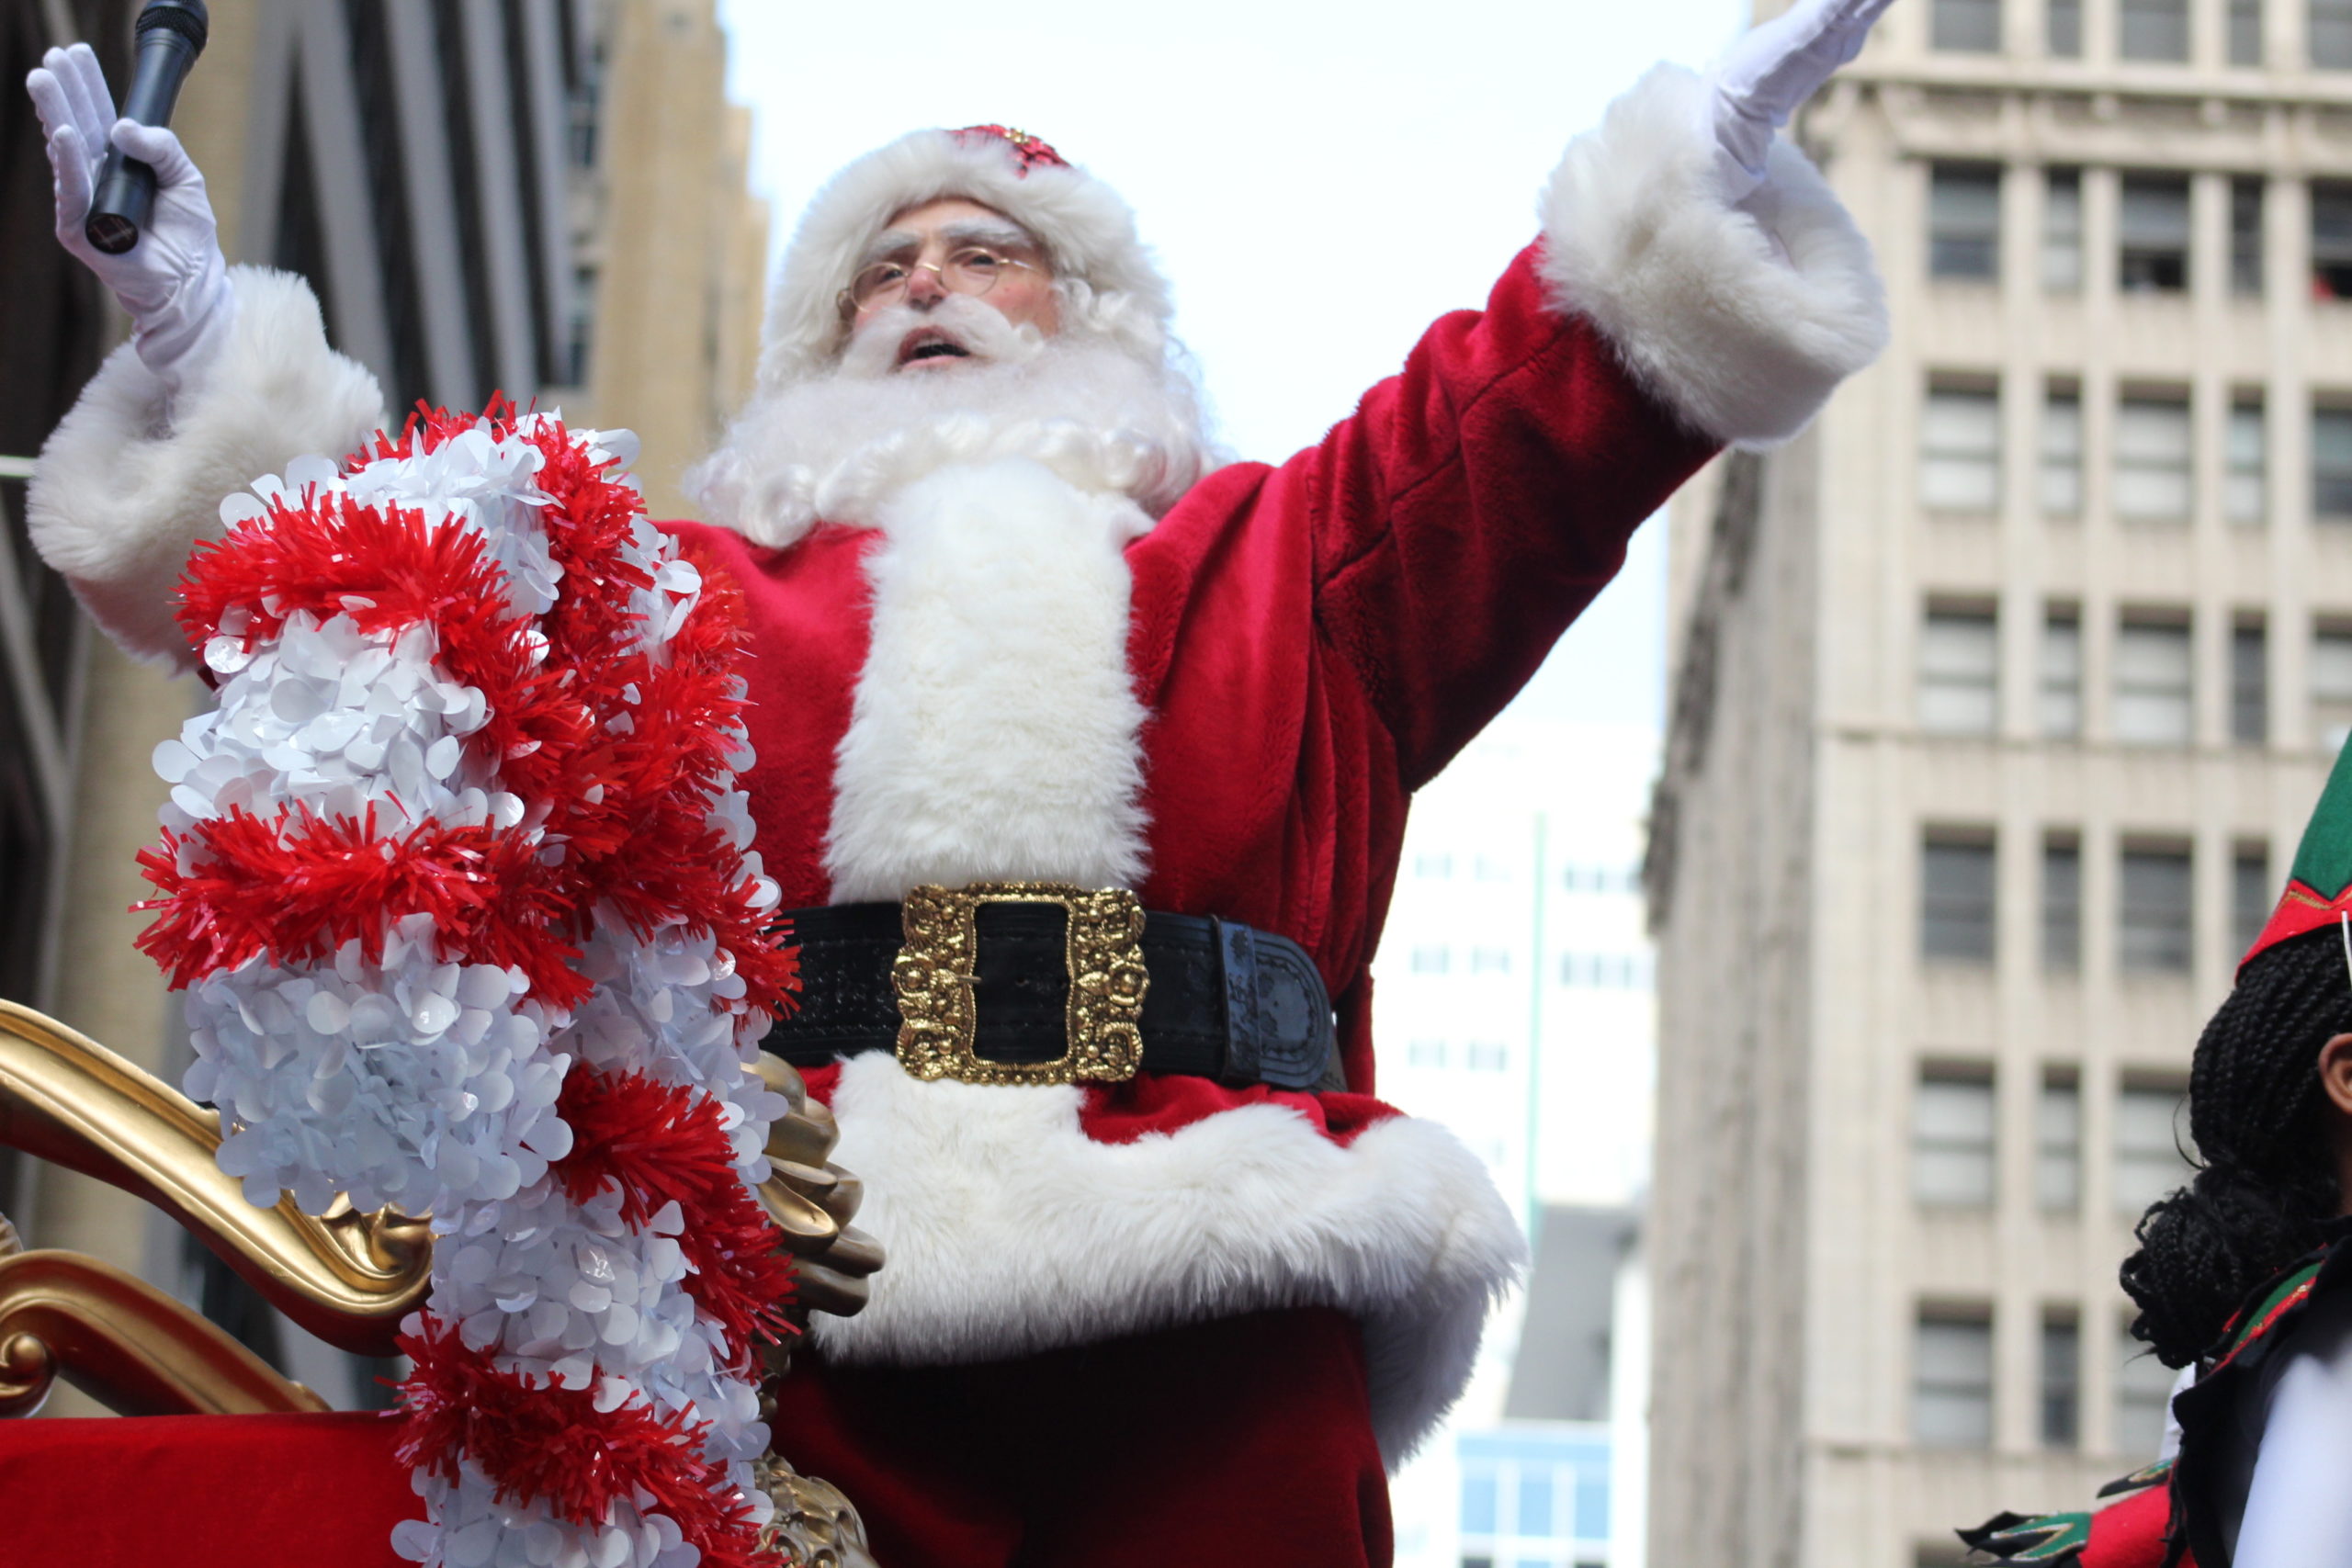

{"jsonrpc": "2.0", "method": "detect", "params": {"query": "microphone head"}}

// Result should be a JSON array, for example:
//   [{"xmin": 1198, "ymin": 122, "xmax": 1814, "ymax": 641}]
[{"xmin": 135, "ymin": 0, "xmax": 208, "ymax": 52}]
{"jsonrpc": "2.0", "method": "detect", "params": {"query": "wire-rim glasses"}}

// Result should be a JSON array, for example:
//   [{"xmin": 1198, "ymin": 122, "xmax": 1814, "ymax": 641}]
[{"xmin": 838, "ymin": 246, "xmax": 1038, "ymax": 317}]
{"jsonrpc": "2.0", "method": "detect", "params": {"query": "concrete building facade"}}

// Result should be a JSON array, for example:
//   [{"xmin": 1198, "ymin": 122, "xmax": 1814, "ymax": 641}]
[{"xmin": 1645, "ymin": 0, "xmax": 2352, "ymax": 1561}]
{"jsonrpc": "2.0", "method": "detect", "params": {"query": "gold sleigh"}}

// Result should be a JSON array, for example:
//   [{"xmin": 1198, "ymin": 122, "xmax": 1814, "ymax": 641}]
[{"xmin": 0, "ymin": 998, "xmax": 885, "ymax": 1566}]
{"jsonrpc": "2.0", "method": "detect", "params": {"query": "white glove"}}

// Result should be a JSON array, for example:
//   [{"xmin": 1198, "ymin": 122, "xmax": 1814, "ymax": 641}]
[
  {"xmin": 1706, "ymin": 0, "xmax": 1897, "ymax": 201},
  {"xmin": 26, "ymin": 41, "xmax": 232, "ymax": 397}
]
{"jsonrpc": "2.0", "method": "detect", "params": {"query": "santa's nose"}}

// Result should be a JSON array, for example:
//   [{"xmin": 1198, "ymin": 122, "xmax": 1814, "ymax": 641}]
[{"xmin": 905, "ymin": 265, "xmax": 947, "ymax": 306}]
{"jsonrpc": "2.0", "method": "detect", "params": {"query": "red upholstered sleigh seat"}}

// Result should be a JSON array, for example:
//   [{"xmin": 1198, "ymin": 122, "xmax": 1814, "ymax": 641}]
[{"xmin": 0, "ymin": 1413, "xmax": 418, "ymax": 1566}]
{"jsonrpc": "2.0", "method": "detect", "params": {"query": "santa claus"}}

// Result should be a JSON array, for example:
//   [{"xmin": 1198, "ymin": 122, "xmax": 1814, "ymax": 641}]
[{"xmin": 26, "ymin": 3, "xmax": 1888, "ymax": 1562}]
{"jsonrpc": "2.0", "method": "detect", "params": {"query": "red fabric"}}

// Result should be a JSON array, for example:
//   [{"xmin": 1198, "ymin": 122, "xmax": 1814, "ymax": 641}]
[
  {"xmin": 766, "ymin": 1306, "xmax": 1392, "ymax": 1567},
  {"xmin": 0, "ymin": 1411, "xmax": 419, "ymax": 1566},
  {"xmin": 669, "ymin": 242, "xmax": 1716, "ymax": 1127},
  {"xmin": 2084, "ymin": 1481, "xmax": 2185, "ymax": 1568}
]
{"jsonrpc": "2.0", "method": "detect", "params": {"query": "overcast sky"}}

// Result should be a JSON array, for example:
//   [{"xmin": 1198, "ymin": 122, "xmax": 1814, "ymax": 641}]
[{"xmin": 713, "ymin": 0, "xmax": 1753, "ymax": 727}]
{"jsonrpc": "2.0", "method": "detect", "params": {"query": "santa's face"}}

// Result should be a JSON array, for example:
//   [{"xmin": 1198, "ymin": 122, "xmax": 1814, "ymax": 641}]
[{"xmin": 845, "ymin": 198, "xmax": 1062, "ymax": 373}]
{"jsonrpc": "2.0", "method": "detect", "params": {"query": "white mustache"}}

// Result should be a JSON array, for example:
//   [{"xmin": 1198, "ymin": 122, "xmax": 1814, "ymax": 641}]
[{"xmin": 839, "ymin": 293, "xmax": 1048, "ymax": 378}]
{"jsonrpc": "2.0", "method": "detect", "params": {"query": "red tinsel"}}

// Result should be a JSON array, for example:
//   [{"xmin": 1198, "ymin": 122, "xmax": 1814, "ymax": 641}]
[
  {"xmin": 551, "ymin": 1068, "xmax": 798, "ymax": 1368},
  {"xmin": 392, "ymin": 1316, "xmax": 768, "ymax": 1568},
  {"xmin": 152, "ymin": 409, "xmax": 799, "ymax": 1021}
]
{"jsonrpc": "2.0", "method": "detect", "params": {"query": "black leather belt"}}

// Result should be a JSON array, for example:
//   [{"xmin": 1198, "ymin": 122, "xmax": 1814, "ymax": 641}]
[{"xmin": 758, "ymin": 900, "xmax": 1342, "ymax": 1092}]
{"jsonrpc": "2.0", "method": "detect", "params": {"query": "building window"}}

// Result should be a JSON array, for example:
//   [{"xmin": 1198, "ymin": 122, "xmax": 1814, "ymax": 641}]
[
  {"xmin": 2120, "ymin": 0, "xmax": 2189, "ymax": 56},
  {"xmin": 2042, "ymin": 611, "xmax": 2084, "ymax": 737},
  {"xmin": 1924, "ymin": 385, "xmax": 2002, "ymax": 511},
  {"xmin": 1916, "ymin": 1069, "xmax": 1997, "ymax": 1206},
  {"xmin": 1465, "ymin": 1042, "xmax": 1510, "ymax": 1072},
  {"xmin": 2120, "ymin": 845, "xmax": 2194, "ymax": 973},
  {"xmin": 2045, "ymin": 170, "xmax": 2084, "ymax": 291},
  {"xmin": 2232, "ymin": 620, "xmax": 2267, "ymax": 744},
  {"xmin": 1413, "ymin": 852, "xmax": 1453, "ymax": 878},
  {"xmin": 2315, "ymin": 627, "xmax": 2352, "ymax": 750},
  {"xmin": 1459, "ymin": 1434, "xmax": 1611, "ymax": 1568},
  {"xmin": 2317, "ymin": 186, "xmax": 2352, "ymax": 299},
  {"xmin": 2042, "ymin": 1311, "xmax": 2081, "ymax": 1448},
  {"xmin": 2120, "ymin": 175, "xmax": 2192, "ymax": 291},
  {"xmin": 2227, "ymin": 400, "xmax": 2267, "ymax": 524},
  {"xmin": 1932, "ymin": 0, "xmax": 2002, "ymax": 49},
  {"xmin": 2114, "ymin": 618, "xmax": 2192, "ymax": 744},
  {"xmin": 2117, "ymin": 1322, "xmax": 2178, "ymax": 1455},
  {"xmin": 2233, "ymin": 843, "xmax": 2273, "ymax": 959},
  {"xmin": 1469, "ymin": 947, "xmax": 1512, "ymax": 975},
  {"xmin": 2314, "ymin": 408, "xmax": 2352, "ymax": 517},
  {"xmin": 2042, "ymin": 389, "xmax": 2084, "ymax": 514},
  {"xmin": 1473, "ymin": 855, "xmax": 1512, "ymax": 882},
  {"xmin": 2232, "ymin": 179, "xmax": 2265, "ymax": 294},
  {"xmin": 2232, "ymin": 0, "xmax": 2265, "ymax": 62},
  {"xmin": 1923, "ymin": 834, "xmax": 1997, "ymax": 963},
  {"xmin": 2316, "ymin": 0, "xmax": 2352, "ymax": 67},
  {"xmin": 1408, "ymin": 1039, "xmax": 1448, "ymax": 1068},
  {"xmin": 2043, "ymin": 837, "xmax": 2083, "ymax": 971},
  {"xmin": 1921, "ymin": 608, "xmax": 2000, "ymax": 734},
  {"xmin": 2049, "ymin": 0, "xmax": 2084, "ymax": 52},
  {"xmin": 2040, "ymin": 1068, "xmax": 2083, "ymax": 1209},
  {"xmin": 2116, "ymin": 1079, "xmax": 2195, "ymax": 1213},
  {"xmin": 1410, "ymin": 945, "xmax": 1451, "ymax": 975},
  {"xmin": 1916, "ymin": 1310, "xmax": 1996, "ymax": 1448},
  {"xmin": 1930, "ymin": 164, "xmax": 2003, "ymax": 279},
  {"xmin": 2115, "ymin": 395, "xmax": 2193, "ymax": 521},
  {"xmin": 1561, "ymin": 952, "xmax": 1652, "ymax": 987}
]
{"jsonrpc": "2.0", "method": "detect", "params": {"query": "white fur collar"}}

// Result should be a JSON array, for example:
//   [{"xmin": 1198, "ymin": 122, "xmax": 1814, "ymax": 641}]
[{"xmin": 821, "ymin": 456, "xmax": 1154, "ymax": 903}]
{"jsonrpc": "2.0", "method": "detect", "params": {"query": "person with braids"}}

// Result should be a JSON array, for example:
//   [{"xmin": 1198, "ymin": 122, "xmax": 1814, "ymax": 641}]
[{"xmin": 1962, "ymin": 748, "xmax": 2352, "ymax": 1568}]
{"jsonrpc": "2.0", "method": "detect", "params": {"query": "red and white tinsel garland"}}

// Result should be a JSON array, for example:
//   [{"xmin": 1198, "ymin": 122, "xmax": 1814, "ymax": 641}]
[{"xmin": 136, "ymin": 401, "xmax": 801, "ymax": 1568}]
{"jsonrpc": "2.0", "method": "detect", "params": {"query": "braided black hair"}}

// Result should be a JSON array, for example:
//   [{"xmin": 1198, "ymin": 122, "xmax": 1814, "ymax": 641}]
[{"xmin": 2119, "ymin": 926, "xmax": 2352, "ymax": 1368}]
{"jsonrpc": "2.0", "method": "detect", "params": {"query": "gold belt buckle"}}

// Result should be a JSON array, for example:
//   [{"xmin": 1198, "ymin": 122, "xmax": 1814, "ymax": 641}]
[{"xmin": 891, "ymin": 882, "xmax": 1149, "ymax": 1086}]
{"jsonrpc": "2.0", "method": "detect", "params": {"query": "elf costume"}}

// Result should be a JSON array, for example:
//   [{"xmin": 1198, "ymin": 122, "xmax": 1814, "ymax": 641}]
[{"xmin": 1962, "ymin": 742, "xmax": 2352, "ymax": 1568}]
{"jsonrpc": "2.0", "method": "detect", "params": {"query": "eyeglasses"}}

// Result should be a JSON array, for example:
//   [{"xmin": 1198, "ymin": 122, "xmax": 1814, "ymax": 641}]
[{"xmin": 838, "ymin": 246, "xmax": 1038, "ymax": 316}]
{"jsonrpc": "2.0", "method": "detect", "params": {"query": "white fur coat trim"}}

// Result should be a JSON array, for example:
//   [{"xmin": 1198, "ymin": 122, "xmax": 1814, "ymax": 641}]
[
  {"xmin": 808, "ymin": 1052, "xmax": 1527, "ymax": 1469},
  {"xmin": 760, "ymin": 130, "xmax": 1173, "ymax": 392},
  {"xmin": 1539, "ymin": 65, "xmax": 1886, "ymax": 448},
  {"xmin": 28, "ymin": 266, "xmax": 389, "ymax": 669},
  {"xmin": 823, "ymin": 456, "xmax": 1154, "ymax": 902}
]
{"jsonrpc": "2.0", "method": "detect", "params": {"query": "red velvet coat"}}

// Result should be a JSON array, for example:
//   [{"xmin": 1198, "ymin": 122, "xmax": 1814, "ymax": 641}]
[{"xmin": 667, "ymin": 244, "xmax": 1716, "ymax": 1141}]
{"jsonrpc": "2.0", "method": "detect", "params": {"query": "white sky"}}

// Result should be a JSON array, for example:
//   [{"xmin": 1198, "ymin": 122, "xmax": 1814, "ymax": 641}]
[{"xmin": 714, "ymin": 0, "xmax": 1752, "ymax": 727}]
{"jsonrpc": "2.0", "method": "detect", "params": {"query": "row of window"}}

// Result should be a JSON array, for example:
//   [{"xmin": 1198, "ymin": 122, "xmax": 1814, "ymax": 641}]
[
  {"xmin": 1919, "ymin": 383, "xmax": 2352, "ymax": 524},
  {"xmin": 1408, "ymin": 853, "xmax": 1642, "ymax": 894},
  {"xmin": 1406, "ymin": 1039, "xmax": 1516, "ymax": 1072},
  {"xmin": 1914, "ymin": 1068, "xmax": 2191, "ymax": 1211},
  {"xmin": 1916, "ymin": 1306, "xmax": 2177, "ymax": 1456},
  {"xmin": 1932, "ymin": 0, "xmax": 2351, "ymax": 69},
  {"xmin": 1928, "ymin": 164, "xmax": 2352, "ymax": 299},
  {"xmin": 1920, "ymin": 606, "xmax": 2352, "ymax": 748},
  {"xmin": 1405, "ymin": 946, "xmax": 1657, "ymax": 987},
  {"xmin": 1923, "ymin": 830, "xmax": 2270, "ymax": 970},
  {"xmin": 1459, "ymin": 1453, "xmax": 1610, "ymax": 1562}
]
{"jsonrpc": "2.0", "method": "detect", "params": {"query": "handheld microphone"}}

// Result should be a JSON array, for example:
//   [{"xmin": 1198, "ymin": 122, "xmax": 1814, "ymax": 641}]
[{"xmin": 84, "ymin": 0, "xmax": 210, "ymax": 256}]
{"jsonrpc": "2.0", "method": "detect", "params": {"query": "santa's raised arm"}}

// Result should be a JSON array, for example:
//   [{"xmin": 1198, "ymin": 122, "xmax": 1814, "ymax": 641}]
[{"xmin": 22, "ymin": 6, "xmax": 1888, "ymax": 1562}]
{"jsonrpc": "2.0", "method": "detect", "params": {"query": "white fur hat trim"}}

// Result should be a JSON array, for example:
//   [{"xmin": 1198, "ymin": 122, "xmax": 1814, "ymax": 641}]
[{"xmin": 756, "ymin": 127, "xmax": 1171, "ymax": 390}]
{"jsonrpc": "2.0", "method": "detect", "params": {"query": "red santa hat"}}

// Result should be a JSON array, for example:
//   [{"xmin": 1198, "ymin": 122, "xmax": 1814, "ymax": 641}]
[{"xmin": 755, "ymin": 125, "xmax": 1175, "ymax": 389}]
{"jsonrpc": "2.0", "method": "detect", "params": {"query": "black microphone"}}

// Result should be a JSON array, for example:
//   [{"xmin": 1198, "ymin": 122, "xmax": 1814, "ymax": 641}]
[{"xmin": 84, "ymin": 0, "xmax": 210, "ymax": 256}]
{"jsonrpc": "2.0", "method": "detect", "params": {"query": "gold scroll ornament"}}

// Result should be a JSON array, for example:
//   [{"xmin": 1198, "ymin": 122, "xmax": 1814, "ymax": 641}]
[
  {"xmin": 0, "ymin": 999, "xmax": 430, "ymax": 1354},
  {"xmin": 0, "ymin": 999, "xmax": 882, "ymax": 1553}
]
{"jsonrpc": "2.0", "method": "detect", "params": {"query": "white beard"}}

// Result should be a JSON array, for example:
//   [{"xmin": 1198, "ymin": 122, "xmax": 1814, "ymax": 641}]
[{"xmin": 685, "ymin": 300, "xmax": 1218, "ymax": 547}]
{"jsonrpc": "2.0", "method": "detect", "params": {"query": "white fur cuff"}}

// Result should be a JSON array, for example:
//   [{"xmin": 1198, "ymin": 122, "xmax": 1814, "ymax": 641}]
[
  {"xmin": 28, "ymin": 266, "xmax": 388, "ymax": 669},
  {"xmin": 1539, "ymin": 64, "xmax": 1886, "ymax": 447}
]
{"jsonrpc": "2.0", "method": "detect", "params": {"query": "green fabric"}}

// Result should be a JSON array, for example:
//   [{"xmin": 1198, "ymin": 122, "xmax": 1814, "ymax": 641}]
[{"xmin": 2289, "ymin": 742, "xmax": 2352, "ymax": 901}]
